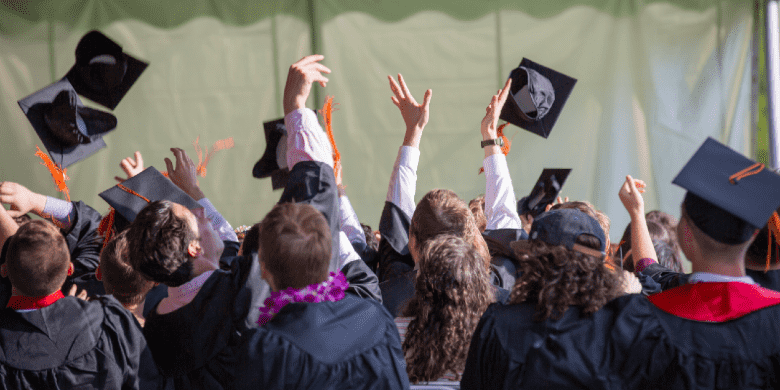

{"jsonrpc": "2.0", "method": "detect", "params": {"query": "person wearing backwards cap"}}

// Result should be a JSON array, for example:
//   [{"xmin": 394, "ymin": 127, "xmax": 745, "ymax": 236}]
[
  {"xmin": 0, "ymin": 215, "xmax": 166, "ymax": 389},
  {"xmin": 615, "ymin": 138, "xmax": 780, "ymax": 388}
]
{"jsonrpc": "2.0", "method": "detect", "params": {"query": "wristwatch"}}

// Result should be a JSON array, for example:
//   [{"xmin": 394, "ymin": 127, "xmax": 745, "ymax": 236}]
[{"xmin": 481, "ymin": 138, "xmax": 504, "ymax": 148}]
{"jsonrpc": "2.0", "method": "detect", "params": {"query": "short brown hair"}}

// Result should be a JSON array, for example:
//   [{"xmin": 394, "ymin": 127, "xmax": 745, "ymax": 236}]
[
  {"xmin": 468, "ymin": 195, "xmax": 487, "ymax": 233},
  {"xmin": 402, "ymin": 235, "xmax": 494, "ymax": 383},
  {"xmin": 259, "ymin": 203, "xmax": 331, "ymax": 290},
  {"xmin": 410, "ymin": 189, "xmax": 490, "ymax": 269},
  {"xmin": 6, "ymin": 220, "xmax": 70, "ymax": 296},
  {"xmin": 510, "ymin": 234, "xmax": 624, "ymax": 321},
  {"xmin": 100, "ymin": 230, "xmax": 155, "ymax": 307}
]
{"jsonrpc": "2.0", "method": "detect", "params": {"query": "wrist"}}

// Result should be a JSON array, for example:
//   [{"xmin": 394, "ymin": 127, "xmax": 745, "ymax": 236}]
[
  {"xmin": 481, "ymin": 129, "xmax": 498, "ymax": 140},
  {"xmin": 402, "ymin": 127, "xmax": 423, "ymax": 148},
  {"xmin": 187, "ymin": 188, "xmax": 206, "ymax": 201},
  {"xmin": 32, "ymin": 193, "xmax": 48, "ymax": 216}
]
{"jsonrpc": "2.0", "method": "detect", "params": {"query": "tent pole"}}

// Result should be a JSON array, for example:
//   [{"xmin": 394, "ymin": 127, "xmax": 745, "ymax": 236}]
[{"xmin": 767, "ymin": 0, "xmax": 780, "ymax": 169}]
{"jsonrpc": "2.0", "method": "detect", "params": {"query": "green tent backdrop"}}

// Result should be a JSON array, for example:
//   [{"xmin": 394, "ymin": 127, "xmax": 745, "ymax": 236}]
[{"xmin": 0, "ymin": 0, "xmax": 763, "ymax": 257}]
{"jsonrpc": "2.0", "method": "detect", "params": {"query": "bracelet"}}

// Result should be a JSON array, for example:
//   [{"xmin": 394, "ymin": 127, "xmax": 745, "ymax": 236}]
[{"xmin": 481, "ymin": 138, "xmax": 504, "ymax": 148}]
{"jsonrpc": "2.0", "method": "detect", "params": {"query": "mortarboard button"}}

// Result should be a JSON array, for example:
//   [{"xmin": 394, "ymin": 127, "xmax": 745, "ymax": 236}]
[
  {"xmin": 65, "ymin": 30, "xmax": 148, "ymax": 110},
  {"xmin": 517, "ymin": 168, "xmax": 572, "ymax": 218},
  {"xmin": 673, "ymin": 137, "xmax": 780, "ymax": 244},
  {"xmin": 99, "ymin": 166, "xmax": 202, "ymax": 225},
  {"xmin": 18, "ymin": 78, "xmax": 115, "ymax": 168},
  {"xmin": 499, "ymin": 58, "xmax": 577, "ymax": 139}
]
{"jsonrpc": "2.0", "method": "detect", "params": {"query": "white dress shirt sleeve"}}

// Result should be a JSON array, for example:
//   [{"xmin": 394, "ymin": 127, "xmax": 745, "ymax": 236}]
[
  {"xmin": 284, "ymin": 108, "xmax": 334, "ymax": 168},
  {"xmin": 386, "ymin": 146, "xmax": 420, "ymax": 219},
  {"xmin": 483, "ymin": 154, "xmax": 522, "ymax": 230},
  {"xmin": 339, "ymin": 195, "xmax": 366, "ymax": 246}
]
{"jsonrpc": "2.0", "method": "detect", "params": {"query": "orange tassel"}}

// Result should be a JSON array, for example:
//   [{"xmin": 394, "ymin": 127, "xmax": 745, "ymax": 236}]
[
  {"xmin": 192, "ymin": 136, "xmax": 235, "ymax": 177},
  {"xmin": 321, "ymin": 96, "xmax": 341, "ymax": 178},
  {"xmin": 767, "ymin": 212, "xmax": 780, "ymax": 272},
  {"xmin": 478, "ymin": 123, "xmax": 512, "ymax": 175},
  {"xmin": 97, "ymin": 208, "xmax": 116, "ymax": 249},
  {"xmin": 34, "ymin": 146, "xmax": 70, "ymax": 202}
]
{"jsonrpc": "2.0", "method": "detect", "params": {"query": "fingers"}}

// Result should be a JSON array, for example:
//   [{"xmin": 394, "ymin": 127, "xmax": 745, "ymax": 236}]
[
  {"xmin": 164, "ymin": 157, "xmax": 174, "ymax": 176},
  {"xmin": 133, "ymin": 151, "xmax": 143, "ymax": 169},
  {"xmin": 398, "ymin": 74, "xmax": 415, "ymax": 104},
  {"xmin": 68, "ymin": 284, "xmax": 77, "ymax": 296},
  {"xmin": 6, "ymin": 210, "xmax": 24, "ymax": 218},
  {"xmin": 77, "ymin": 288, "xmax": 88, "ymax": 301},
  {"xmin": 421, "ymin": 89, "xmax": 432, "ymax": 110},
  {"xmin": 391, "ymin": 96, "xmax": 401, "ymax": 108},
  {"xmin": 498, "ymin": 78, "xmax": 512, "ymax": 105},
  {"xmin": 294, "ymin": 54, "xmax": 325, "ymax": 66},
  {"xmin": 388, "ymin": 75, "xmax": 405, "ymax": 100},
  {"xmin": 556, "ymin": 196, "xmax": 563, "ymax": 204}
]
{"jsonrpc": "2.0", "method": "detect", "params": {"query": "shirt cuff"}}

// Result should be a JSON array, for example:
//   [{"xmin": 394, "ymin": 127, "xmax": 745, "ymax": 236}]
[
  {"xmin": 635, "ymin": 258, "xmax": 658, "ymax": 273},
  {"xmin": 339, "ymin": 231, "xmax": 361, "ymax": 268},
  {"xmin": 397, "ymin": 146, "xmax": 420, "ymax": 171},
  {"xmin": 284, "ymin": 108, "xmax": 334, "ymax": 169},
  {"xmin": 42, "ymin": 197, "xmax": 74, "ymax": 229},
  {"xmin": 198, "ymin": 198, "xmax": 238, "ymax": 242}
]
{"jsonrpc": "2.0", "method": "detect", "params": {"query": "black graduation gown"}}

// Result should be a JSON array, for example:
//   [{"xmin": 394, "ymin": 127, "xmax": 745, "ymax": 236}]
[
  {"xmin": 233, "ymin": 295, "xmax": 410, "ymax": 389},
  {"xmin": 0, "ymin": 295, "xmax": 166, "ymax": 389},
  {"xmin": 379, "ymin": 269, "xmax": 510, "ymax": 318}
]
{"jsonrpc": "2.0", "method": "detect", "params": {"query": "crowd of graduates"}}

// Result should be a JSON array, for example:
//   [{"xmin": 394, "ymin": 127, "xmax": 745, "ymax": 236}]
[{"xmin": 2, "ymin": 48, "xmax": 780, "ymax": 390}]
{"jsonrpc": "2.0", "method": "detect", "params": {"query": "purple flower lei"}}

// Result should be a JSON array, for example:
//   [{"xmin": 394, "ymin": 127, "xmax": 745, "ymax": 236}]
[{"xmin": 257, "ymin": 271, "xmax": 349, "ymax": 326}]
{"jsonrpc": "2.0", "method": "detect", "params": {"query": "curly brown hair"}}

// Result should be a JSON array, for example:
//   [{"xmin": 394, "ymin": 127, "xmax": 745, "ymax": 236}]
[
  {"xmin": 510, "ymin": 234, "xmax": 624, "ymax": 321},
  {"xmin": 401, "ymin": 235, "xmax": 494, "ymax": 383}
]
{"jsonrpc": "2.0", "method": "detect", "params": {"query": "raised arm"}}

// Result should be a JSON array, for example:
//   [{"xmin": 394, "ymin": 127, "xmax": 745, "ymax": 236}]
[
  {"xmin": 618, "ymin": 175, "xmax": 658, "ymax": 270},
  {"xmin": 480, "ymin": 79, "xmax": 522, "ymax": 231}
]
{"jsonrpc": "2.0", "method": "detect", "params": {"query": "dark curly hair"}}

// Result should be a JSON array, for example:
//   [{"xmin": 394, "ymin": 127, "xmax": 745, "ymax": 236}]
[
  {"xmin": 126, "ymin": 201, "xmax": 195, "ymax": 287},
  {"xmin": 510, "ymin": 234, "xmax": 624, "ymax": 321},
  {"xmin": 401, "ymin": 235, "xmax": 494, "ymax": 383}
]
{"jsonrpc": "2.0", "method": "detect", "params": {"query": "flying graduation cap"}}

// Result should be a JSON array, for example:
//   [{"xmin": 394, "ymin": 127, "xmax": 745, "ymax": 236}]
[
  {"xmin": 517, "ymin": 168, "xmax": 572, "ymax": 218},
  {"xmin": 18, "ymin": 78, "xmax": 116, "ymax": 168},
  {"xmin": 673, "ymin": 137, "xmax": 780, "ymax": 244},
  {"xmin": 65, "ymin": 30, "xmax": 148, "ymax": 110},
  {"xmin": 252, "ymin": 118, "xmax": 291, "ymax": 190},
  {"xmin": 499, "ymin": 58, "xmax": 577, "ymax": 138}
]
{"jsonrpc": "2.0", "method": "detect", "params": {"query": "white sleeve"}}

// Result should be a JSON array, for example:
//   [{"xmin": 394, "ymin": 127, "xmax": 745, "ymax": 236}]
[
  {"xmin": 386, "ymin": 146, "xmax": 420, "ymax": 219},
  {"xmin": 41, "ymin": 196, "xmax": 74, "ymax": 229},
  {"xmin": 197, "ymin": 198, "xmax": 238, "ymax": 242},
  {"xmin": 339, "ymin": 231, "xmax": 361, "ymax": 268},
  {"xmin": 284, "ymin": 108, "xmax": 334, "ymax": 168},
  {"xmin": 339, "ymin": 195, "xmax": 366, "ymax": 246},
  {"xmin": 483, "ymin": 154, "xmax": 522, "ymax": 230}
]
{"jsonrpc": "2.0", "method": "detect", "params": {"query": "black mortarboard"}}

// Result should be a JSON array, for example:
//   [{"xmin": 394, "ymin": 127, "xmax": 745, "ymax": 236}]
[
  {"xmin": 499, "ymin": 58, "xmax": 577, "ymax": 138},
  {"xmin": 673, "ymin": 137, "xmax": 780, "ymax": 244},
  {"xmin": 65, "ymin": 30, "xmax": 148, "ymax": 110},
  {"xmin": 252, "ymin": 118, "xmax": 290, "ymax": 190},
  {"xmin": 517, "ymin": 168, "xmax": 572, "ymax": 218},
  {"xmin": 99, "ymin": 166, "xmax": 202, "ymax": 224},
  {"xmin": 18, "ymin": 78, "xmax": 116, "ymax": 168}
]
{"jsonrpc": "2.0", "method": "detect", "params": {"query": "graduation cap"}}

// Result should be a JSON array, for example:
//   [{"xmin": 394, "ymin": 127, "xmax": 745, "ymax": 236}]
[
  {"xmin": 499, "ymin": 58, "xmax": 577, "ymax": 138},
  {"xmin": 99, "ymin": 166, "xmax": 202, "ymax": 230},
  {"xmin": 673, "ymin": 137, "xmax": 780, "ymax": 244},
  {"xmin": 65, "ymin": 30, "xmax": 148, "ymax": 110},
  {"xmin": 18, "ymin": 78, "xmax": 116, "ymax": 168},
  {"xmin": 252, "ymin": 118, "xmax": 290, "ymax": 190},
  {"xmin": 517, "ymin": 168, "xmax": 572, "ymax": 218}
]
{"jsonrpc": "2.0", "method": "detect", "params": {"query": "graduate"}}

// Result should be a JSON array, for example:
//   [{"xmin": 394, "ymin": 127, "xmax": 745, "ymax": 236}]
[
  {"xmin": 232, "ymin": 54, "xmax": 409, "ymax": 389},
  {"xmin": 0, "ymin": 217, "xmax": 164, "ymax": 389},
  {"xmin": 617, "ymin": 138, "xmax": 780, "ymax": 388}
]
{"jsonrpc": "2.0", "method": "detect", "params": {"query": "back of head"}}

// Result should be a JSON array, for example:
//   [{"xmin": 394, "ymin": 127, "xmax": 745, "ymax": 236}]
[
  {"xmin": 468, "ymin": 195, "xmax": 487, "ymax": 233},
  {"xmin": 411, "ymin": 189, "xmax": 490, "ymax": 268},
  {"xmin": 510, "ymin": 209, "xmax": 623, "ymax": 321},
  {"xmin": 100, "ymin": 230, "xmax": 155, "ymax": 307},
  {"xmin": 402, "ymin": 234, "xmax": 493, "ymax": 383},
  {"xmin": 260, "ymin": 203, "xmax": 331, "ymax": 290},
  {"xmin": 6, "ymin": 220, "xmax": 70, "ymax": 296},
  {"xmin": 239, "ymin": 222, "xmax": 262, "ymax": 256},
  {"xmin": 125, "ymin": 200, "xmax": 194, "ymax": 287},
  {"xmin": 550, "ymin": 201, "xmax": 610, "ymax": 238}
]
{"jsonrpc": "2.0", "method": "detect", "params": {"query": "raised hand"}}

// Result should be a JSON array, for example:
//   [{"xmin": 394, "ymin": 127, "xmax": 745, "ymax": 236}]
[
  {"xmin": 388, "ymin": 74, "xmax": 433, "ymax": 146},
  {"xmin": 481, "ymin": 78, "xmax": 512, "ymax": 140},
  {"xmin": 0, "ymin": 182, "xmax": 47, "ymax": 218},
  {"xmin": 114, "ymin": 151, "xmax": 144, "ymax": 182},
  {"xmin": 618, "ymin": 175, "xmax": 646, "ymax": 218},
  {"xmin": 164, "ymin": 148, "xmax": 205, "ymax": 201},
  {"xmin": 283, "ymin": 55, "xmax": 331, "ymax": 115}
]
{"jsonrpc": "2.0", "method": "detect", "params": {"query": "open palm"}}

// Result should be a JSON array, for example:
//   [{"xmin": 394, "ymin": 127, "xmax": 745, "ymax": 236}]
[{"xmin": 388, "ymin": 74, "xmax": 432, "ymax": 130}]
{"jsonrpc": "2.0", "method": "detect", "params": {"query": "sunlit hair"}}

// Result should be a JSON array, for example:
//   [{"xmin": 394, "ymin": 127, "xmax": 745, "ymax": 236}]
[
  {"xmin": 6, "ymin": 220, "xmax": 70, "ymax": 296},
  {"xmin": 510, "ymin": 234, "xmax": 624, "ymax": 321},
  {"xmin": 410, "ymin": 189, "xmax": 490, "ymax": 269},
  {"xmin": 100, "ymin": 230, "xmax": 155, "ymax": 306},
  {"xmin": 401, "ymin": 235, "xmax": 494, "ymax": 383},
  {"xmin": 468, "ymin": 195, "xmax": 487, "ymax": 233}
]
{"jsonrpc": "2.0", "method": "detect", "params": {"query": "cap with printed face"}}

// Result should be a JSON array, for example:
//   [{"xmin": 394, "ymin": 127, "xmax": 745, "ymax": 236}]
[
  {"xmin": 517, "ymin": 168, "xmax": 572, "ymax": 218},
  {"xmin": 65, "ymin": 30, "xmax": 148, "ymax": 110},
  {"xmin": 18, "ymin": 78, "xmax": 116, "ymax": 168},
  {"xmin": 499, "ymin": 58, "xmax": 577, "ymax": 139},
  {"xmin": 99, "ymin": 166, "xmax": 203, "ymax": 224},
  {"xmin": 673, "ymin": 137, "xmax": 780, "ymax": 244}
]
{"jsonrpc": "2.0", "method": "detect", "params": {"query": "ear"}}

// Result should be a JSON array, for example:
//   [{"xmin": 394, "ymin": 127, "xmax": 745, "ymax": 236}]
[
  {"xmin": 187, "ymin": 239, "xmax": 201, "ymax": 258},
  {"xmin": 95, "ymin": 265, "xmax": 102, "ymax": 281},
  {"xmin": 0, "ymin": 264, "xmax": 7, "ymax": 278},
  {"xmin": 67, "ymin": 262, "xmax": 74, "ymax": 276}
]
